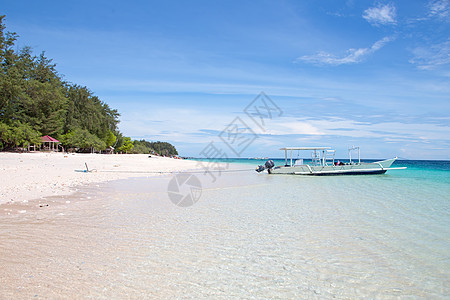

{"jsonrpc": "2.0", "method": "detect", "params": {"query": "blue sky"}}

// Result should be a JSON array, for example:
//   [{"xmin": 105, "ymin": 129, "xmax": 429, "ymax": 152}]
[{"xmin": 2, "ymin": 0, "xmax": 449, "ymax": 159}]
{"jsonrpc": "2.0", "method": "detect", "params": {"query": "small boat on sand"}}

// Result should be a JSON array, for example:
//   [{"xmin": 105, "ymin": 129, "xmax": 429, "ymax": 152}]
[{"xmin": 256, "ymin": 146, "xmax": 406, "ymax": 175}]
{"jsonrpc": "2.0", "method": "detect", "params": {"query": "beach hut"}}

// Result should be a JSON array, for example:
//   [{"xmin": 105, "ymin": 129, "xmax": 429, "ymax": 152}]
[
  {"xmin": 103, "ymin": 146, "xmax": 114, "ymax": 154},
  {"xmin": 41, "ymin": 135, "xmax": 60, "ymax": 151}
]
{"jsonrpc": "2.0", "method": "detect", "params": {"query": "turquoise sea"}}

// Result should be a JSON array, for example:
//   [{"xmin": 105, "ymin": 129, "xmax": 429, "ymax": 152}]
[{"xmin": 0, "ymin": 159, "xmax": 449, "ymax": 298}]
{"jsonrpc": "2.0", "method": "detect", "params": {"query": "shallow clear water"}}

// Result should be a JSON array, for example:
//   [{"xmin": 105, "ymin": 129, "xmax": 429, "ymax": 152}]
[{"xmin": 0, "ymin": 160, "xmax": 449, "ymax": 298}]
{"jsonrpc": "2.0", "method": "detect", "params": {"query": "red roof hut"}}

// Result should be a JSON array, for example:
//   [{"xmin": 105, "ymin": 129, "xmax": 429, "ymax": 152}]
[{"xmin": 41, "ymin": 135, "xmax": 60, "ymax": 151}]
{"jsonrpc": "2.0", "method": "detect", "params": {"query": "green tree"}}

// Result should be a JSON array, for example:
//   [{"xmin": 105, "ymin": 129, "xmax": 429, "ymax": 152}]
[
  {"xmin": 104, "ymin": 130, "xmax": 116, "ymax": 147},
  {"xmin": 150, "ymin": 141, "xmax": 178, "ymax": 156},
  {"xmin": 0, "ymin": 121, "xmax": 41, "ymax": 149},
  {"xmin": 0, "ymin": 15, "xmax": 121, "ymax": 152},
  {"xmin": 0, "ymin": 15, "xmax": 180, "ymax": 155},
  {"xmin": 118, "ymin": 137, "xmax": 133, "ymax": 153},
  {"xmin": 59, "ymin": 129, "xmax": 106, "ymax": 151},
  {"xmin": 0, "ymin": 122, "xmax": 13, "ymax": 149},
  {"xmin": 129, "ymin": 139, "xmax": 178, "ymax": 155}
]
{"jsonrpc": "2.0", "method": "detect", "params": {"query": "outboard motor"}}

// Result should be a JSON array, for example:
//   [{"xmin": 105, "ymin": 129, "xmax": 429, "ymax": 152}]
[
  {"xmin": 265, "ymin": 160, "xmax": 275, "ymax": 170},
  {"xmin": 255, "ymin": 160, "xmax": 275, "ymax": 173}
]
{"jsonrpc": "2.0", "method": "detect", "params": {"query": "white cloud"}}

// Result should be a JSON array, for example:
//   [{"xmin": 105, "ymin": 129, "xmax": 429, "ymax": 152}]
[
  {"xmin": 297, "ymin": 36, "xmax": 394, "ymax": 66},
  {"xmin": 269, "ymin": 117, "xmax": 450, "ymax": 143},
  {"xmin": 119, "ymin": 107, "xmax": 233, "ymax": 143},
  {"xmin": 410, "ymin": 40, "xmax": 450, "ymax": 70},
  {"xmin": 117, "ymin": 106, "xmax": 449, "ymax": 158},
  {"xmin": 428, "ymin": 0, "xmax": 450, "ymax": 19},
  {"xmin": 259, "ymin": 119, "xmax": 324, "ymax": 136},
  {"xmin": 363, "ymin": 3, "xmax": 397, "ymax": 26}
]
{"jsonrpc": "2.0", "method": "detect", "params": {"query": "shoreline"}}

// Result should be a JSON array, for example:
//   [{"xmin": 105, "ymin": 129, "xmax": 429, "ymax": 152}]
[{"xmin": 0, "ymin": 152, "xmax": 200, "ymax": 206}]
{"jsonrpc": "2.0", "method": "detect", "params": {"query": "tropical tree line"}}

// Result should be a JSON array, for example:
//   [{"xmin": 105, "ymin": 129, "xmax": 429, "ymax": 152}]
[
  {"xmin": 131, "ymin": 140, "xmax": 178, "ymax": 156},
  {"xmin": 0, "ymin": 15, "xmax": 178, "ymax": 155},
  {"xmin": 0, "ymin": 15, "xmax": 119, "ymax": 151}
]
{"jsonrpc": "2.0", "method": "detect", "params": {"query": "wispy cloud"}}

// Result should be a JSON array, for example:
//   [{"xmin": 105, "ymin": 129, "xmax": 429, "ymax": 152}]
[
  {"xmin": 410, "ymin": 40, "xmax": 450, "ymax": 70},
  {"xmin": 268, "ymin": 116, "xmax": 450, "ymax": 144},
  {"xmin": 296, "ymin": 36, "xmax": 394, "ymax": 66},
  {"xmin": 428, "ymin": 0, "xmax": 450, "ymax": 20},
  {"xmin": 363, "ymin": 3, "xmax": 397, "ymax": 26}
]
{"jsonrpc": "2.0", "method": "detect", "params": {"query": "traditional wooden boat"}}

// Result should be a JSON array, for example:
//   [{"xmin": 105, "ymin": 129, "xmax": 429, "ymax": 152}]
[{"xmin": 255, "ymin": 146, "xmax": 406, "ymax": 175}]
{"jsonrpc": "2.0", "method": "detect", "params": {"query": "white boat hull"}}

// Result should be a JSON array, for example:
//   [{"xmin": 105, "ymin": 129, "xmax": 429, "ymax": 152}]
[{"xmin": 268, "ymin": 158, "xmax": 400, "ymax": 175}]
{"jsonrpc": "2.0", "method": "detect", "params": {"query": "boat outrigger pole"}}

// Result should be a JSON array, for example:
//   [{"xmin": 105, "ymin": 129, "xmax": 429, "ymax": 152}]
[{"xmin": 348, "ymin": 146, "xmax": 360, "ymax": 164}]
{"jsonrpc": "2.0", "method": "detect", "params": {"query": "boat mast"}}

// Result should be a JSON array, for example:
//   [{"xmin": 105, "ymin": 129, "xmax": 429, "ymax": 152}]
[
  {"xmin": 322, "ymin": 149, "xmax": 325, "ymax": 166},
  {"xmin": 290, "ymin": 149, "xmax": 293, "ymax": 167},
  {"xmin": 349, "ymin": 147, "xmax": 351, "ymax": 164},
  {"xmin": 358, "ymin": 147, "xmax": 360, "ymax": 163},
  {"xmin": 349, "ymin": 146, "xmax": 360, "ymax": 164},
  {"xmin": 284, "ymin": 149, "xmax": 288, "ymax": 166}
]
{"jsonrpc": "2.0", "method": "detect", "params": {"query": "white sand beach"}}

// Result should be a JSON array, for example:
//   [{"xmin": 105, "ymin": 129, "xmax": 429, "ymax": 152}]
[{"xmin": 0, "ymin": 152, "xmax": 199, "ymax": 205}]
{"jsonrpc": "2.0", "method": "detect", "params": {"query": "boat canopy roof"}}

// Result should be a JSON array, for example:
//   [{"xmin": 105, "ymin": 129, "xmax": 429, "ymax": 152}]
[{"xmin": 280, "ymin": 147, "xmax": 331, "ymax": 151}]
